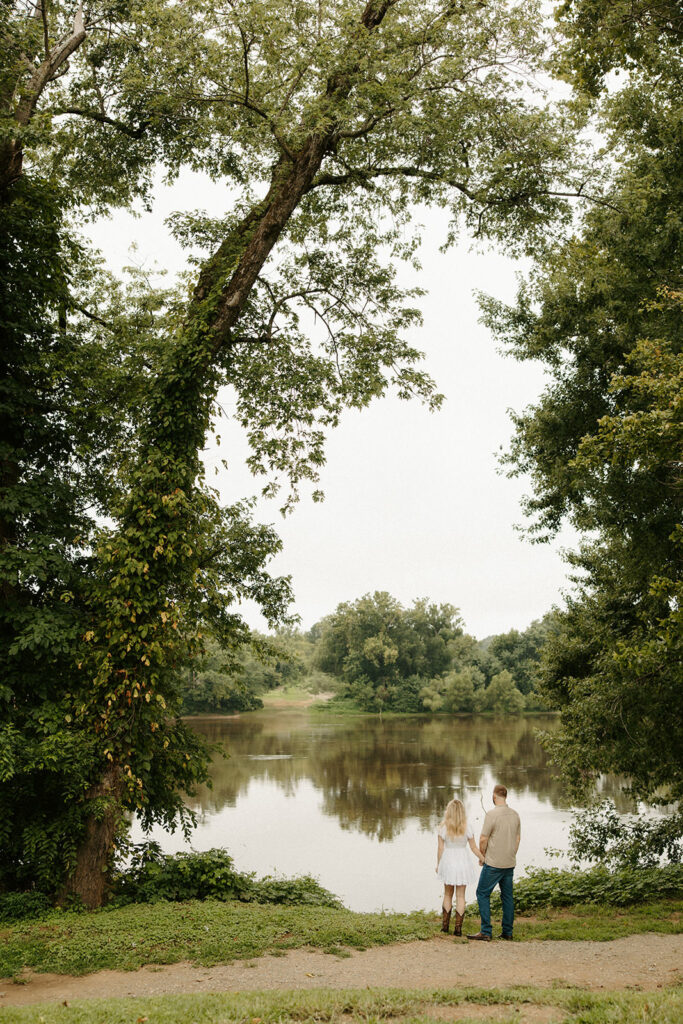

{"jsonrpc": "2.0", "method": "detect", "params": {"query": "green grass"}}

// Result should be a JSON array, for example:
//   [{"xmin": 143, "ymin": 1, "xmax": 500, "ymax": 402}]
[
  {"xmin": 0, "ymin": 902, "xmax": 434, "ymax": 978},
  {"xmin": 1, "ymin": 984, "xmax": 682, "ymax": 1024},
  {"xmin": 1, "ymin": 899, "xmax": 681, "ymax": 980},
  {"xmin": 310, "ymin": 699, "xmax": 558, "ymax": 718},
  {"xmin": 510, "ymin": 899, "xmax": 682, "ymax": 941}
]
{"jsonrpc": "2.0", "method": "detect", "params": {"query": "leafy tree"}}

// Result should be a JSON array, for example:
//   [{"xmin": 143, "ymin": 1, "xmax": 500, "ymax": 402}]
[
  {"xmin": 1, "ymin": 0, "xmax": 593, "ymax": 904},
  {"xmin": 420, "ymin": 667, "xmax": 482, "ymax": 713},
  {"xmin": 553, "ymin": 1, "xmax": 683, "ymax": 95},
  {"xmin": 488, "ymin": 614, "xmax": 555, "ymax": 695},
  {"xmin": 180, "ymin": 641, "xmax": 265, "ymax": 714},
  {"xmin": 477, "ymin": 670, "xmax": 526, "ymax": 713},
  {"xmin": 179, "ymin": 629, "xmax": 336, "ymax": 712},
  {"xmin": 316, "ymin": 592, "xmax": 471, "ymax": 711},
  {"xmin": 480, "ymin": 5, "xmax": 682, "ymax": 803}
]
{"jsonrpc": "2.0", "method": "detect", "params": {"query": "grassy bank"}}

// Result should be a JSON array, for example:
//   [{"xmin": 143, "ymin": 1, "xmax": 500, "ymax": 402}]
[
  {"xmin": 0, "ymin": 903, "xmax": 433, "ymax": 978},
  {"xmin": 1, "ymin": 897, "xmax": 681, "ymax": 979},
  {"xmin": 260, "ymin": 685, "xmax": 334, "ymax": 707},
  {"xmin": 1, "ymin": 984, "xmax": 682, "ymax": 1024},
  {"xmin": 310, "ymin": 698, "xmax": 558, "ymax": 718}
]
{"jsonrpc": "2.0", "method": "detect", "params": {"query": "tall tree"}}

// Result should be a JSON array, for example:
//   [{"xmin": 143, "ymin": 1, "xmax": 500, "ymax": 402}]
[
  {"xmin": 480, "ymin": 1, "xmax": 682, "ymax": 804},
  {"xmin": 2, "ymin": 0, "xmax": 591, "ymax": 904}
]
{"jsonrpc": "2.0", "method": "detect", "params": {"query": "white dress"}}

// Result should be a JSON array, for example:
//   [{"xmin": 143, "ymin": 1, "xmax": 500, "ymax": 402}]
[{"xmin": 437, "ymin": 823, "xmax": 480, "ymax": 887}]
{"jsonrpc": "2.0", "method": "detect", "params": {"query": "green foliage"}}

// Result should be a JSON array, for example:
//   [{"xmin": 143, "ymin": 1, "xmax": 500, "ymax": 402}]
[
  {"xmin": 0, "ymin": 891, "xmax": 52, "ymax": 924},
  {"xmin": 180, "ymin": 640, "xmax": 264, "ymax": 714},
  {"xmin": 477, "ymin": 670, "xmax": 526, "ymax": 713},
  {"xmin": 420, "ymin": 668, "xmax": 481, "ymax": 713},
  {"xmin": 480, "ymin": 2, "xmax": 683, "ymax": 810},
  {"xmin": 487, "ymin": 616, "xmax": 555, "ymax": 695},
  {"xmin": 0, "ymin": 179, "xmax": 127, "ymax": 894},
  {"xmin": 564, "ymin": 802, "xmax": 683, "ymax": 869},
  {"xmin": 316, "ymin": 593, "xmax": 469, "ymax": 712},
  {"xmin": 112, "ymin": 843, "xmax": 341, "ymax": 907},
  {"xmin": 553, "ymin": 1, "xmax": 683, "ymax": 94},
  {"xmin": 508, "ymin": 865, "xmax": 683, "ymax": 912},
  {"xmin": 178, "ymin": 630, "xmax": 339, "ymax": 713},
  {"xmin": 316, "ymin": 593, "xmax": 542, "ymax": 713},
  {"xmin": 0, "ymin": 0, "xmax": 599, "ymax": 904}
]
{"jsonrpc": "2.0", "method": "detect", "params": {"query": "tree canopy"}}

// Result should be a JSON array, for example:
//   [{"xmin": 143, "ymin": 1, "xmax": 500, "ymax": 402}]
[
  {"xmin": 481, "ymin": 0, "xmax": 682, "ymax": 805},
  {"xmin": 1, "ymin": 0, "xmax": 590, "ymax": 905},
  {"xmin": 313, "ymin": 592, "xmax": 548, "ymax": 713}
]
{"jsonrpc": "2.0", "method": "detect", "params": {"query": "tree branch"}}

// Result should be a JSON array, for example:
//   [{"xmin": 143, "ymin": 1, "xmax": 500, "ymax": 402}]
[
  {"xmin": 38, "ymin": 0, "xmax": 50, "ymax": 58},
  {"xmin": 69, "ymin": 301, "xmax": 114, "ymax": 329},
  {"xmin": 15, "ymin": 5, "xmax": 86, "ymax": 127},
  {"xmin": 308, "ymin": 163, "xmax": 623, "ymax": 213},
  {"xmin": 308, "ymin": 163, "xmax": 477, "ymax": 199},
  {"xmin": 53, "ymin": 107, "xmax": 149, "ymax": 139}
]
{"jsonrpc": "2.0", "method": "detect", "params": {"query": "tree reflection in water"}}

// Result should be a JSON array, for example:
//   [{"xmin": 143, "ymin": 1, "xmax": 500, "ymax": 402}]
[{"xmin": 185, "ymin": 712, "xmax": 633, "ymax": 842}]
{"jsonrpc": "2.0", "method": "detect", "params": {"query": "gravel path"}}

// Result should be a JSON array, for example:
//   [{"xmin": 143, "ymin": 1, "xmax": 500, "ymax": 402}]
[{"xmin": 1, "ymin": 934, "xmax": 682, "ymax": 1007}]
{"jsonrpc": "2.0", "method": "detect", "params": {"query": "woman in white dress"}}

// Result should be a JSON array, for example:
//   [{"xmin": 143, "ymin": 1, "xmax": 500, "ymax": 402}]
[{"xmin": 435, "ymin": 798, "xmax": 483, "ymax": 936}]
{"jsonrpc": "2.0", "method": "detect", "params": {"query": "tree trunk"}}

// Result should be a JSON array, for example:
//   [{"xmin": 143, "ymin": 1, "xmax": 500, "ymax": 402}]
[{"xmin": 60, "ymin": 767, "xmax": 123, "ymax": 909}]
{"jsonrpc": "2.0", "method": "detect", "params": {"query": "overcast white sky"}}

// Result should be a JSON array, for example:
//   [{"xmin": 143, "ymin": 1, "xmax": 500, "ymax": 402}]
[{"xmin": 89, "ymin": 172, "xmax": 577, "ymax": 640}]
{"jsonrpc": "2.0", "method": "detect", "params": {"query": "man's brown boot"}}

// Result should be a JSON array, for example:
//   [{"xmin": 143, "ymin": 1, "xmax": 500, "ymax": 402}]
[
  {"xmin": 441, "ymin": 907, "xmax": 452, "ymax": 933},
  {"xmin": 453, "ymin": 911, "xmax": 464, "ymax": 937}
]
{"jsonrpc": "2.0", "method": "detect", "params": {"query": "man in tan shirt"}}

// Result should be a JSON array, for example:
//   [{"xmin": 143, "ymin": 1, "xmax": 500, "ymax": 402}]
[{"xmin": 467, "ymin": 783, "xmax": 520, "ymax": 941}]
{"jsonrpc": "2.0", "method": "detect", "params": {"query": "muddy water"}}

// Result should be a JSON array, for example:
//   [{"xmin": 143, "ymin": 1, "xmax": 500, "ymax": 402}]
[{"xmin": 132, "ymin": 711, "xmax": 627, "ymax": 912}]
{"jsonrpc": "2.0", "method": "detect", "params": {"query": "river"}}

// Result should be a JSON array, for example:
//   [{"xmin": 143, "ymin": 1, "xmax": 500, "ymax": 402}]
[{"xmin": 131, "ymin": 710, "xmax": 629, "ymax": 913}]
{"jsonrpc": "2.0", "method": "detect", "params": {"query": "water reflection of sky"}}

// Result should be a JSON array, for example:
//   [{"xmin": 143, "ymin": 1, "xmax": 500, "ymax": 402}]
[{"xmin": 131, "ymin": 711, "xmax": 618, "ymax": 913}]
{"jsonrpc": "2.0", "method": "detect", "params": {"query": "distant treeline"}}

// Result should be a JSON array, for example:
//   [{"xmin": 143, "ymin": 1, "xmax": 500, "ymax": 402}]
[{"xmin": 180, "ymin": 592, "xmax": 554, "ymax": 715}]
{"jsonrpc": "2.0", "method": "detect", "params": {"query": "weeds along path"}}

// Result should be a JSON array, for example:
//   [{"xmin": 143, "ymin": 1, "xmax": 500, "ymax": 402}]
[{"xmin": 2, "ymin": 934, "xmax": 683, "ymax": 1006}]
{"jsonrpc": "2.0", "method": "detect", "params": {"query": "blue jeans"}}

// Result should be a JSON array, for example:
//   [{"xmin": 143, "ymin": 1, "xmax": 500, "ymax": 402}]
[{"xmin": 476, "ymin": 864, "xmax": 514, "ymax": 937}]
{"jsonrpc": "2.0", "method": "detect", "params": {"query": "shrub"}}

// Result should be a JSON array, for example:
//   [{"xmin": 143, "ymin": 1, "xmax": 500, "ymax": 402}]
[
  {"xmin": 112, "ymin": 843, "xmax": 341, "ymax": 907},
  {"xmin": 256, "ymin": 875, "xmax": 343, "ymax": 905},
  {"xmin": 566, "ymin": 801, "xmax": 683, "ymax": 868},
  {"xmin": 498, "ymin": 864, "xmax": 683, "ymax": 912},
  {"xmin": 0, "ymin": 890, "xmax": 52, "ymax": 923}
]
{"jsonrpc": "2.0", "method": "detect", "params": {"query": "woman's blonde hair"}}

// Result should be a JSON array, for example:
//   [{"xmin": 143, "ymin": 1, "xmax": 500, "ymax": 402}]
[{"xmin": 440, "ymin": 798, "xmax": 467, "ymax": 838}]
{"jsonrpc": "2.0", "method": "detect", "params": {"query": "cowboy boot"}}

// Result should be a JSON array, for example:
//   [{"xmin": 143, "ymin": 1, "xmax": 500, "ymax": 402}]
[
  {"xmin": 453, "ymin": 911, "xmax": 464, "ymax": 937},
  {"xmin": 441, "ymin": 906, "xmax": 452, "ymax": 933}
]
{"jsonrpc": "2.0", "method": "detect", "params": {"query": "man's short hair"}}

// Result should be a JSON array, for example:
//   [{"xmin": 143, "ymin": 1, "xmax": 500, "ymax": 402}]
[{"xmin": 493, "ymin": 784, "xmax": 508, "ymax": 799}]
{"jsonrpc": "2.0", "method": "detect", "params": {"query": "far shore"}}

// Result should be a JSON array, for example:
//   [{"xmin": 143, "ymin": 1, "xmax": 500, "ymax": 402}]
[{"xmin": 183, "ymin": 693, "xmax": 560, "ymax": 717}]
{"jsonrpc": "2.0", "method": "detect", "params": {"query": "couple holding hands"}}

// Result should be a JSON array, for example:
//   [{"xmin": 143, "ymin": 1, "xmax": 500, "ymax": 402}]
[{"xmin": 436, "ymin": 784, "xmax": 520, "ymax": 941}]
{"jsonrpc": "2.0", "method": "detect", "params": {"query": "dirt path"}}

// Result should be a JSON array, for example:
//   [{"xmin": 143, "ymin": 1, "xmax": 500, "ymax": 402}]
[{"xmin": 2, "ymin": 934, "xmax": 682, "ymax": 1007}]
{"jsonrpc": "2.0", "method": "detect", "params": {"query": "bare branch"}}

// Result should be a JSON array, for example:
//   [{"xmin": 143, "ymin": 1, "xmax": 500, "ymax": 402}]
[
  {"xmin": 38, "ymin": 0, "xmax": 50, "ymax": 58},
  {"xmin": 69, "ymin": 301, "xmax": 114, "ymax": 329},
  {"xmin": 15, "ymin": 5, "xmax": 87, "ymax": 127},
  {"xmin": 238, "ymin": 26, "xmax": 251, "ymax": 105}
]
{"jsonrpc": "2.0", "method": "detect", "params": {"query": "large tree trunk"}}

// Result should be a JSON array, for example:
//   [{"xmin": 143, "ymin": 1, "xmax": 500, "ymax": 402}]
[{"xmin": 60, "ymin": 767, "xmax": 123, "ymax": 909}]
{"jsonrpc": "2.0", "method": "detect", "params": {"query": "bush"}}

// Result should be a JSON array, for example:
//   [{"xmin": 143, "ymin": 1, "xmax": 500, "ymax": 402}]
[
  {"xmin": 0, "ymin": 890, "xmax": 52, "ymax": 923},
  {"xmin": 566, "ymin": 801, "xmax": 683, "ymax": 868},
  {"xmin": 256, "ymin": 875, "xmax": 343, "ymax": 906},
  {"xmin": 112, "ymin": 843, "xmax": 341, "ymax": 907},
  {"xmin": 500, "ymin": 864, "xmax": 683, "ymax": 912}
]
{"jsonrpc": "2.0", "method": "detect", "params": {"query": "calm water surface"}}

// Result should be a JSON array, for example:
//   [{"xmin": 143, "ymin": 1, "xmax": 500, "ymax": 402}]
[{"xmin": 133, "ymin": 711, "xmax": 626, "ymax": 912}]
